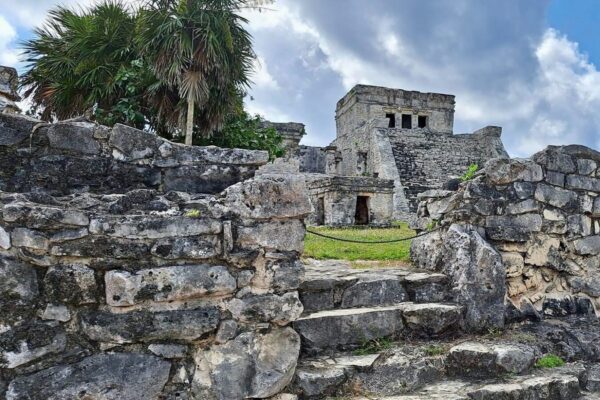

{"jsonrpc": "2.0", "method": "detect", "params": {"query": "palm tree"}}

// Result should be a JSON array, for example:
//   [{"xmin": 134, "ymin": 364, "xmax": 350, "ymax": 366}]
[
  {"xmin": 21, "ymin": 1, "xmax": 140, "ymax": 121},
  {"xmin": 137, "ymin": 0, "xmax": 255, "ymax": 145}
]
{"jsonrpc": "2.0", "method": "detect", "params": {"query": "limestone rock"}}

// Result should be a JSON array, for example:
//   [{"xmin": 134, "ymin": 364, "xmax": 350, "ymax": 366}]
[
  {"xmin": 440, "ymin": 224, "xmax": 506, "ymax": 331},
  {"xmin": 294, "ymin": 306, "xmax": 405, "ymax": 352},
  {"xmin": 215, "ymin": 320, "xmax": 238, "ymax": 344},
  {"xmin": 293, "ymin": 367, "xmax": 346, "ymax": 398},
  {"xmin": 2, "ymin": 203, "xmax": 89, "ymax": 229},
  {"xmin": 401, "ymin": 303, "xmax": 463, "ymax": 335},
  {"xmin": 534, "ymin": 183, "xmax": 579, "ymax": 211},
  {"xmin": 566, "ymin": 174, "xmax": 600, "ymax": 192},
  {"xmin": 572, "ymin": 236, "xmax": 600, "ymax": 256},
  {"xmin": 148, "ymin": 343, "xmax": 187, "ymax": 359},
  {"xmin": 89, "ymin": 215, "xmax": 221, "ymax": 239},
  {"xmin": 340, "ymin": 278, "xmax": 408, "ymax": 308},
  {"xmin": 0, "ymin": 226, "xmax": 10, "ymax": 249},
  {"xmin": 41, "ymin": 304, "xmax": 71, "ymax": 322},
  {"xmin": 193, "ymin": 327, "xmax": 300, "ymax": 399},
  {"xmin": 105, "ymin": 265, "xmax": 236, "ymax": 306},
  {"xmin": 0, "ymin": 256, "xmax": 38, "ymax": 303},
  {"xmin": 44, "ymin": 264, "xmax": 98, "ymax": 305},
  {"xmin": 485, "ymin": 158, "xmax": 543, "ymax": 185},
  {"xmin": 448, "ymin": 342, "xmax": 535, "ymax": 377},
  {"xmin": 11, "ymin": 228, "xmax": 49, "ymax": 250},
  {"xmin": 0, "ymin": 322, "xmax": 66, "ymax": 368},
  {"xmin": 5, "ymin": 353, "xmax": 170, "ymax": 400},
  {"xmin": 223, "ymin": 175, "xmax": 311, "ymax": 220},
  {"xmin": 228, "ymin": 292, "xmax": 303, "ymax": 325},
  {"xmin": 532, "ymin": 146, "xmax": 577, "ymax": 173},
  {"xmin": 109, "ymin": 124, "xmax": 157, "ymax": 161},
  {"xmin": 150, "ymin": 236, "xmax": 221, "ymax": 260},
  {"xmin": 80, "ymin": 308, "xmax": 219, "ymax": 343},
  {"xmin": 47, "ymin": 122, "xmax": 101, "ymax": 155},
  {"xmin": 236, "ymin": 220, "xmax": 305, "ymax": 253}
]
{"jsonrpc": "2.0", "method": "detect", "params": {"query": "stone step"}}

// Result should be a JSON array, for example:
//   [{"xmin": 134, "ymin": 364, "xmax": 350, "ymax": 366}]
[
  {"xmin": 300, "ymin": 259, "xmax": 450, "ymax": 314},
  {"xmin": 336, "ymin": 369, "xmax": 584, "ymax": 399},
  {"xmin": 292, "ymin": 302, "xmax": 463, "ymax": 353},
  {"xmin": 291, "ymin": 337, "xmax": 600, "ymax": 400}
]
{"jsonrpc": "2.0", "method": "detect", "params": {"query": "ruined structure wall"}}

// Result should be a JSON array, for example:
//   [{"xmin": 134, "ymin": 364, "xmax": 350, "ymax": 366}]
[
  {"xmin": 390, "ymin": 126, "xmax": 508, "ymax": 212},
  {"xmin": 298, "ymin": 146, "xmax": 327, "ymax": 174},
  {"xmin": 412, "ymin": 145, "xmax": 600, "ymax": 323},
  {"xmin": 0, "ymin": 114, "xmax": 268, "ymax": 195},
  {"xmin": 335, "ymin": 85, "xmax": 456, "ymax": 136},
  {"xmin": 0, "ymin": 115, "xmax": 310, "ymax": 399}
]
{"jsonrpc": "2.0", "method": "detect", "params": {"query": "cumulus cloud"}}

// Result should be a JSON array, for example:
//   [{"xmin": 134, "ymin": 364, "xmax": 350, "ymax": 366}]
[
  {"xmin": 243, "ymin": 0, "xmax": 600, "ymax": 156},
  {"xmin": 0, "ymin": 15, "xmax": 19, "ymax": 66}
]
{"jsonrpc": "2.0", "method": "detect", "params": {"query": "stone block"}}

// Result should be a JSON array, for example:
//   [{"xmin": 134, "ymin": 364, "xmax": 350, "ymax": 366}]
[
  {"xmin": 485, "ymin": 158, "xmax": 543, "ymax": 184},
  {"xmin": 578, "ymin": 159, "xmax": 597, "ymax": 175},
  {"xmin": 486, "ymin": 214, "xmax": 543, "ymax": 232},
  {"xmin": 2, "ymin": 203, "xmax": 89, "ymax": 229},
  {"xmin": 228, "ymin": 292, "xmax": 303, "ymax": 325},
  {"xmin": 47, "ymin": 122, "xmax": 101, "ymax": 155},
  {"xmin": 0, "ymin": 256, "xmax": 38, "ymax": 303},
  {"xmin": 567, "ymin": 215, "xmax": 592, "ymax": 236},
  {"xmin": 41, "ymin": 304, "xmax": 71, "ymax": 322},
  {"xmin": 6, "ymin": 353, "xmax": 170, "ymax": 400},
  {"xmin": 546, "ymin": 171, "xmax": 565, "ymax": 187},
  {"xmin": 532, "ymin": 147, "xmax": 577, "ymax": 173},
  {"xmin": 105, "ymin": 265, "xmax": 236, "ymax": 306},
  {"xmin": 89, "ymin": 215, "xmax": 221, "ymax": 239},
  {"xmin": 109, "ymin": 124, "xmax": 158, "ymax": 161},
  {"xmin": 44, "ymin": 264, "xmax": 98, "ymax": 305},
  {"xmin": 0, "ymin": 322, "xmax": 66, "ymax": 368},
  {"xmin": 193, "ymin": 328, "xmax": 300, "ymax": 399},
  {"xmin": 506, "ymin": 199, "xmax": 538, "ymax": 215},
  {"xmin": 80, "ymin": 307, "xmax": 219, "ymax": 343},
  {"xmin": 401, "ymin": 303, "xmax": 463, "ymax": 335},
  {"xmin": 148, "ymin": 343, "xmax": 187, "ymax": 359},
  {"xmin": 0, "ymin": 225, "xmax": 10, "ymax": 249},
  {"xmin": 340, "ymin": 278, "xmax": 408, "ymax": 308},
  {"xmin": 513, "ymin": 182, "xmax": 535, "ymax": 199},
  {"xmin": 11, "ymin": 228, "xmax": 49, "ymax": 250},
  {"xmin": 50, "ymin": 236, "xmax": 150, "ymax": 259},
  {"xmin": 150, "ymin": 236, "xmax": 221, "ymax": 259},
  {"xmin": 572, "ymin": 236, "xmax": 600, "ymax": 255},
  {"xmin": 163, "ymin": 164, "xmax": 257, "ymax": 194},
  {"xmin": 534, "ymin": 183, "xmax": 578, "ymax": 211},
  {"xmin": 223, "ymin": 175, "xmax": 311, "ymax": 220},
  {"xmin": 236, "ymin": 220, "xmax": 305, "ymax": 253},
  {"xmin": 566, "ymin": 174, "xmax": 600, "ymax": 192}
]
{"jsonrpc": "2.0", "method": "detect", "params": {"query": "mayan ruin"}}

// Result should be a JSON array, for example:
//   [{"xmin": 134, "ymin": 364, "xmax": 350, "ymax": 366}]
[{"xmin": 2, "ymin": 1, "xmax": 600, "ymax": 399}]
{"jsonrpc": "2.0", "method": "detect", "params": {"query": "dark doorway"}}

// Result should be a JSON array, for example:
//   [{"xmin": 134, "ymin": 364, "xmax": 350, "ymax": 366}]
[
  {"xmin": 401, "ymin": 114, "xmax": 412, "ymax": 129},
  {"xmin": 418, "ymin": 115, "xmax": 427, "ymax": 128},
  {"xmin": 316, "ymin": 197, "xmax": 325, "ymax": 225},
  {"xmin": 386, "ymin": 113, "xmax": 396, "ymax": 128},
  {"xmin": 355, "ymin": 196, "xmax": 369, "ymax": 225}
]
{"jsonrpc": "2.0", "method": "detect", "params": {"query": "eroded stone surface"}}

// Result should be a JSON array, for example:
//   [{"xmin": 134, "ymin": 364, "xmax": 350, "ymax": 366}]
[
  {"xmin": 105, "ymin": 265, "xmax": 236, "ymax": 306},
  {"xmin": 6, "ymin": 353, "xmax": 170, "ymax": 400},
  {"xmin": 193, "ymin": 328, "xmax": 300, "ymax": 399}
]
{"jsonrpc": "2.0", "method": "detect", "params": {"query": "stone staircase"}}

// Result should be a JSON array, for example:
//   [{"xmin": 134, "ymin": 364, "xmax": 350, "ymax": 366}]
[{"xmin": 289, "ymin": 260, "xmax": 600, "ymax": 399}]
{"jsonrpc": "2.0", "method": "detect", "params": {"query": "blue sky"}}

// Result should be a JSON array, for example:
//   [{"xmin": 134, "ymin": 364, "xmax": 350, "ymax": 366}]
[{"xmin": 1, "ymin": 0, "xmax": 599, "ymax": 157}]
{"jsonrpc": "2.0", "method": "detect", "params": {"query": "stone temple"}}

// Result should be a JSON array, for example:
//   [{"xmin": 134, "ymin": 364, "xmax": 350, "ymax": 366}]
[{"xmin": 267, "ymin": 84, "xmax": 509, "ymax": 225}]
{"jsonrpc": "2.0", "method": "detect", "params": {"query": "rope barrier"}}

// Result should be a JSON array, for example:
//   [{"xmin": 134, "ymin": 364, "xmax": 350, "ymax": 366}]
[{"xmin": 305, "ymin": 225, "xmax": 442, "ymax": 244}]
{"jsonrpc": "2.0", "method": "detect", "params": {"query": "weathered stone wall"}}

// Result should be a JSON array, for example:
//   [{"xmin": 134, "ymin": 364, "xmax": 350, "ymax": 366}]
[
  {"xmin": 305, "ymin": 175, "xmax": 394, "ymax": 226},
  {"xmin": 0, "ymin": 113, "xmax": 268, "ymax": 195},
  {"xmin": 389, "ymin": 125, "xmax": 508, "ymax": 212},
  {"xmin": 0, "ymin": 115, "xmax": 311, "ymax": 399},
  {"xmin": 335, "ymin": 84, "xmax": 456, "ymax": 136},
  {"xmin": 411, "ymin": 145, "xmax": 600, "ymax": 326}
]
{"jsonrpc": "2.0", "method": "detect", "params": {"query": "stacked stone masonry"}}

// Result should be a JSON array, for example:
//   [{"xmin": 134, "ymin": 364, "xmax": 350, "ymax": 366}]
[
  {"xmin": 411, "ymin": 145, "xmax": 600, "ymax": 324},
  {"xmin": 0, "ymin": 113, "xmax": 312, "ymax": 399}
]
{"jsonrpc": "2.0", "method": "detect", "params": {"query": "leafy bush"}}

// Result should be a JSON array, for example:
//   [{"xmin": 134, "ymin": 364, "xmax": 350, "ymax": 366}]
[
  {"xmin": 460, "ymin": 163, "xmax": 479, "ymax": 182},
  {"xmin": 535, "ymin": 354, "xmax": 565, "ymax": 368},
  {"xmin": 198, "ymin": 111, "xmax": 284, "ymax": 161}
]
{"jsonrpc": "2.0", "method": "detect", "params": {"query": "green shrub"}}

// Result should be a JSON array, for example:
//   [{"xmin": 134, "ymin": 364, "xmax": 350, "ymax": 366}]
[
  {"xmin": 460, "ymin": 163, "xmax": 479, "ymax": 182},
  {"xmin": 185, "ymin": 209, "xmax": 201, "ymax": 218},
  {"xmin": 535, "ymin": 354, "xmax": 565, "ymax": 368}
]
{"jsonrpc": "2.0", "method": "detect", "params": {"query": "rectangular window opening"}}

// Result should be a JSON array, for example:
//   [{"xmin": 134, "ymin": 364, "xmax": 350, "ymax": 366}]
[
  {"xmin": 418, "ymin": 115, "xmax": 427, "ymax": 128},
  {"xmin": 385, "ymin": 113, "xmax": 396, "ymax": 128},
  {"xmin": 401, "ymin": 114, "xmax": 412, "ymax": 129}
]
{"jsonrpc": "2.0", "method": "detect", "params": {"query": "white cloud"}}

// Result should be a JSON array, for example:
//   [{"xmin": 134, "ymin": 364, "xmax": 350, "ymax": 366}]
[
  {"xmin": 251, "ymin": 56, "xmax": 280, "ymax": 90},
  {"xmin": 0, "ymin": 15, "xmax": 19, "ymax": 67}
]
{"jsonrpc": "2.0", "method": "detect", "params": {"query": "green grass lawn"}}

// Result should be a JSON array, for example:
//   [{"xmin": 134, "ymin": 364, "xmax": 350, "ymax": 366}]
[{"xmin": 303, "ymin": 223, "xmax": 414, "ymax": 262}]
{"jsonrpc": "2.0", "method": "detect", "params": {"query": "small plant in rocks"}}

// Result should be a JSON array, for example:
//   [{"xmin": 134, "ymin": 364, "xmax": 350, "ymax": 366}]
[
  {"xmin": 353, "ymin": 337, "xmax": 393, "ymax": 356},
  {"xmin": 185, "ymin": 209, "xmax": 201, "ymax": 218},
  {"xmin": 460, "ymin": 163, "xmax": 479, "ymax": 182},
  {"xmin": 423, "ymin": 344, "xmax": 446, "ymax": 356},
  {"xmin": 535, "ymin": 354, "xmax": 565, "ymax": 368}
]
